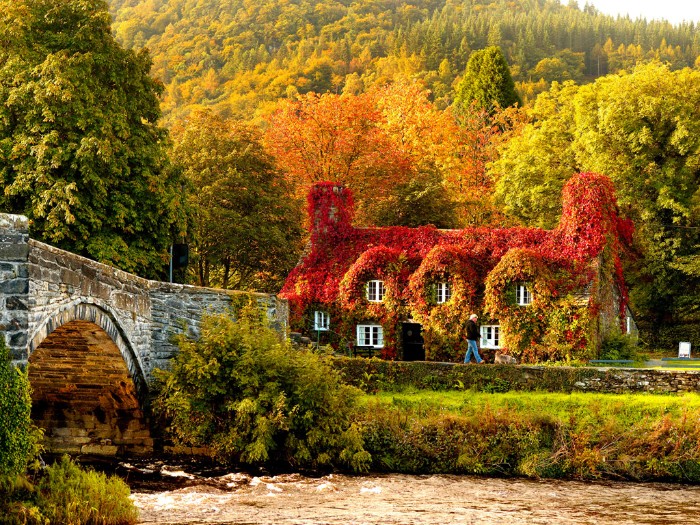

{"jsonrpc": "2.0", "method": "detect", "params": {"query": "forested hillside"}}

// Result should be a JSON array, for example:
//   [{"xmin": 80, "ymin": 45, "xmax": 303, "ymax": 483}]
[{"xmin": 107, "ymin": 0, "xmax": 700, "ymax": 122}]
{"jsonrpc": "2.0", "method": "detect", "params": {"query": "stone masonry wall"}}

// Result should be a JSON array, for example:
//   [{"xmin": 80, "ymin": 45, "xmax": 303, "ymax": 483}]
[
  {"xmin": 28, "ymin": 239, "xmax": 153, "ymax": 391},
  {"xmin": 25, "ymin": 239, "xmax": 288, "ymax": 382},
  {"xmin": 335, "ymin": 358, "xmax": 700, "ymax": 395},
  {"xmin": 0, "ymin": 214, "xmax": 30, "ymax": 365},
  {"xmin": 148, "ymin": 283, "xmax": 288, "ymax": 374}
]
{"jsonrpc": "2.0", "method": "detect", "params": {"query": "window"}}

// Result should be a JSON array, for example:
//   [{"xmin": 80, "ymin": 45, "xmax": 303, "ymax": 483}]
[
  {"xmin": 356, "ymin": 325, "xmax": 384, "ymax": 348},
  {"xmin": 516, "ymin": 284, "xmax": 532, "ymax": 306},
  {"xmin": 314, "ymin": 311, "xmax": 329, "ymax": 331},
  {"xmin": 481, "ymin": 325, "xmax": 500, "ymax": 349},
  {"xmin": 436, "ymin": 282, "xmax": 452, "ymax": 304},
  {"xmin": 366, "ymin": 280, "xmax": 386, "ymax": 302}
]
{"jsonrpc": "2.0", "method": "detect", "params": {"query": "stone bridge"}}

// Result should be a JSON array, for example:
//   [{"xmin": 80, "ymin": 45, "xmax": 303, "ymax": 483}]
[{"xmin": 0, "ymin": 214, "xmax": 288, "ymax": 456}]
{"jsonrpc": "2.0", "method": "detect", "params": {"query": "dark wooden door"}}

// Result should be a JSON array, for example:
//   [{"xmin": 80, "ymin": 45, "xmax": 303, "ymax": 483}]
[{"xmin": 402, "ymin": 323, "xmax": 424, "ymax": 361}]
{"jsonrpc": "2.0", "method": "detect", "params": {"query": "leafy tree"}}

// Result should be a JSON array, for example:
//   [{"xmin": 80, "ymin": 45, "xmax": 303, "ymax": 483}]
[
  {"xmin": 154, "ymin": 307, "xmax": 370, "ymax": 471},
  {"xmin": 171, "ymin": 110, "xmax": 303, "ymax": 292},
  {"xmin": 264, "ymin": 91, "xmax": 412, "ymax": 225},
  {"xmin": 448, "ymin": 101, "xmax": 528, "ymax": 227},
  {"xmin": 368, "ymin": 175, "xmax": 457, "ymax": 228},
  {"xmin": 370, "ymin": 79, "xmax": 460, "ymax": 227},
  {"xmin": 0, "ymin": 0, "xmax": 187, "ymax": 278},
  {"xmin": 491, "ymin": 81, "xmax": 580, "ymax": 228},
  {"xmin": 453, "ymin": 46, "xmax": 522, "ymax": 115}
]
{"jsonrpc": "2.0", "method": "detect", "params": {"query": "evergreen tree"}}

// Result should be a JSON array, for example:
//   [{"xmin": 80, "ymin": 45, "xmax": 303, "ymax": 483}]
[
  {"xmin": 453, "ymin": 46, "xmax": 522, "ymax": 115},
  {"xmin": 0, "ymin": 0, "xmax": 187, "ymax": 278}
]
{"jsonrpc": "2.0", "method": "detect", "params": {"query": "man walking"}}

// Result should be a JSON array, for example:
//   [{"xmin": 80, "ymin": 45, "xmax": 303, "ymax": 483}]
[{"xmin": 464, "ymin": 313, "xmax": 484, "ymax": 364}]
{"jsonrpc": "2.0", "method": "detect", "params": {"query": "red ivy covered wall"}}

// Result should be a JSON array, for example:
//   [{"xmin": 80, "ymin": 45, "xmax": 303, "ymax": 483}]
[{"xmin": 280, "ymin": 174, "xmax": 633, "ymax": 363}]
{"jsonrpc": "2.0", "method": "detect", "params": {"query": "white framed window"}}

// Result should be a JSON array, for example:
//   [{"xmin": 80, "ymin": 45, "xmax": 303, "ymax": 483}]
[
  {"xmin": 481, "ymin": 325, "xmax": 500, "ymax": 349},
  {"xmin": 314, "ymin": 311, "xmax": 329, "ymax": 331},
  {"xmin": 516, "ymin": 284, "xmax": 532, "ymax": 306},
  {"xmin": 356, "ymin": 324, "xmax": 384, "ymax": 348},
  {"xmin": 436, "ymin": 282, "xmax": 452, "ymax": 304},
  {"xmin": 366, "ymin": 280, "xmax": 386, "ymax": 302}
]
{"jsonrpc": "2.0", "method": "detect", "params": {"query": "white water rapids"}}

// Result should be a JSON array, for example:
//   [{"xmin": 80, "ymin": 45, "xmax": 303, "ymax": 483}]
[{"xmin": 129, "ymin": 469, "xmax": 700, "ymax": 524}]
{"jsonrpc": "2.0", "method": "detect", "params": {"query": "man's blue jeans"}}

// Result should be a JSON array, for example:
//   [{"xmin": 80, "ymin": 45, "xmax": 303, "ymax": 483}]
[{"xmin": 464, "ymin": 339, "xmax": 483, "ymax": 363}]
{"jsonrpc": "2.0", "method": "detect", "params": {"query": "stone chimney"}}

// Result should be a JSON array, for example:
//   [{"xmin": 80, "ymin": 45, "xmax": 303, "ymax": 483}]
[{"xmin": 307, "ymin": 182, "xmax": 354, "ymax": 243}]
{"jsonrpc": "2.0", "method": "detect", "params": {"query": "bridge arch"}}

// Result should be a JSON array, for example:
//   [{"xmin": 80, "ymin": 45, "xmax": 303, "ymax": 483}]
[
  {"xmin": 29, "ymin": 300, "xmax": 148, "ymax": 398},
  {"xmin": 27, "ymin": 301, "xmax": 153, "ymax": 455}
]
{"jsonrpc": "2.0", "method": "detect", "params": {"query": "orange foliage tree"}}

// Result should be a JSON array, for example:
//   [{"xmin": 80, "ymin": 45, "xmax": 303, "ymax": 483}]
[
  {"xmin": 264, "ymin": 91, "xmax": 409, "ymax": 225},
  {"xmin": 265, "ymin": 81, "xmax": 526, "ymax": 229},
  {"xmin": 448, "ymin": 101, "xmax": 528, "ymax": 226}
]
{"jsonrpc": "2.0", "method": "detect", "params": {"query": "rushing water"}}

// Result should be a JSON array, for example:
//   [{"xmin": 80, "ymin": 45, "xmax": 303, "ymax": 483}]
[{"xmin": 112, "ymin": 460, "xmax": 700, "ymax": 525}]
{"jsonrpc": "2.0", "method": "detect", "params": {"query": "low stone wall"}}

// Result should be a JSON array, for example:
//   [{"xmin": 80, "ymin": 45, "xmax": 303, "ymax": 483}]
[{"xmin": 334, "ymin": 358, "xmax": 700, "ymax": 394}]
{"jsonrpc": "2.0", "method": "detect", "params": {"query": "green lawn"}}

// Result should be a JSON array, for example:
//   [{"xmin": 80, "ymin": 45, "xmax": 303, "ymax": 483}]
[{"xmin": 363, "ymin": 388, "xmax": 700, "ymax": 423}]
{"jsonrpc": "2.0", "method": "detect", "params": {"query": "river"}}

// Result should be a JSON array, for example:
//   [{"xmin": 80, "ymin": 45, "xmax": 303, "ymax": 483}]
[{"xmin": 116, "ymin": 460, "xmax": 700, "ymax": 524}]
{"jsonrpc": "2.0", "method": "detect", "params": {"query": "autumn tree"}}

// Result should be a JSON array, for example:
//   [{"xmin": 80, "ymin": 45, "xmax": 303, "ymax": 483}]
[
  {"xmin": 447, "ymin": 101, "xmax": 527, "ymax": 227},
  {"xmin": 0, "ymin": 0, "xmax": 186, "ymax": 277},
  {"xmin": 264, "ymin": 91, "xmax": 411, "ymax": 225},
  {"xmin": 171, "ymin": 110, "xmax": 303, "ymax": 292},
  {"xmin": 453, "ymin": 46, "xmax": 522, "ymax": 116},
  {"xmin": 369, "ymin": 79, "xmax": 459, "ymax": 228}
]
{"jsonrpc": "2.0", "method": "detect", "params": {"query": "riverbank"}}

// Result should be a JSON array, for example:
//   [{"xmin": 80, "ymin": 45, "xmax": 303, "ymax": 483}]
[
  {"xmin": 355, "ymin": 388, "xmax": 700, "ymax": 482},
  {"xmin": 146, "ymin": 388, "xmax": 700, "ymax": 484}
]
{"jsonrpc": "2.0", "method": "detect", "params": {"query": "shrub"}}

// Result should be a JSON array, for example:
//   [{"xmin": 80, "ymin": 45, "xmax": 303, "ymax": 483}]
[
  {"xmin": 0, "ymin": 343, "xmax": 40, "ymax": 478},
  {"xmin": 35, "ymin": 456, "xmax": 138, "ymax": 525},
  {"xmin": 600, "ymin": 329, "xmax": 637, "ymax": 360},
  {"xmin": 154, "ymin": 304, "xmax": 371, "ymax": 471}
]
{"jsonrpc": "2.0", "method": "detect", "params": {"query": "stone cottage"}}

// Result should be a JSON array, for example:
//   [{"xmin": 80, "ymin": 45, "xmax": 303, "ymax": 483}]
[{"xmin": 280, "ymin": 172, "xmax": 636, "ymax": 363}]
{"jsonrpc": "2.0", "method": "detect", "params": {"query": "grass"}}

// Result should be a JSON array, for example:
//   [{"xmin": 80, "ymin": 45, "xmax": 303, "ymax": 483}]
[
  {"xmin": 35, "ymin": 456, "xmax": 138, "ymax": 525},
  {"xmin": 1, "ymin": 456, "xmax": 139, "ymax": 525},
  {"xmin": 364, "ymin": 388, "xmax": 700, "ymax": 422}
]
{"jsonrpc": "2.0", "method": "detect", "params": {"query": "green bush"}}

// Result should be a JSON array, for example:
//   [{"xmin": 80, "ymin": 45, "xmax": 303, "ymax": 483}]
[
  {"xmin": 35, "ymin": 456, "xmax": 138, "ymax": 525},
  {"xmin": 0, "ymin": 343, "xmax": 40, "ymax": 478},
  {"xmin": 0, "ymin": 344, "xmax": 135, "ymax": 524},
  {"xmin": 600, "ymin": 330, "xmax": 637, "ymax": 360},
  {"xmin": 155, "ymin": 305, "xmax": 371, "ymax": 471}
]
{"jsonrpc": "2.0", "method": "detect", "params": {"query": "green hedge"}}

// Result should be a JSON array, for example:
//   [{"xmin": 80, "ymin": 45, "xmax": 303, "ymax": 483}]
[{"xmin": 333, "ymin": 357, "xmax": 601, "ymax": 393}]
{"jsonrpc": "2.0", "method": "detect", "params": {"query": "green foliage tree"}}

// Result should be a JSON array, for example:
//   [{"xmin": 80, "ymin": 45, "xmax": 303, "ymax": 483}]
[
  {"xmin": 0, "ymin": 0, "xmax": 187, "ymax": 278},
  {"xmin": 0, "ymin": 343, "xmax": 39, "ymax": 479},
  {"xmin": 368, "ymin": 175, "xmax": 458, "ymax": 228},
  {"xmin": 171, "ymin": 110, "xmax": 303, "ymax": 292},
  {"xmin": 491, "ymin": 81, "xmax": 580, "ymax": 228},
  {"xmin": 154, "ymin": 307, "xmax": 371, "ymax": 471},
  {"xmin": 453, "ymin": 46, "xmax": 522, "ymax": 115}
]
